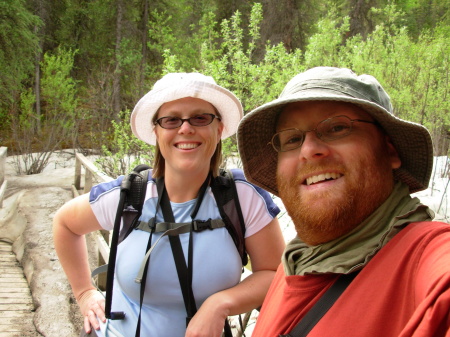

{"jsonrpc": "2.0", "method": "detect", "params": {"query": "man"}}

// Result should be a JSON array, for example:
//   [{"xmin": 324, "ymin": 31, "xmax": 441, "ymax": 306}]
[{"xmin": 237, "ymin": 67, "xmax": 450, "ymax": 336}]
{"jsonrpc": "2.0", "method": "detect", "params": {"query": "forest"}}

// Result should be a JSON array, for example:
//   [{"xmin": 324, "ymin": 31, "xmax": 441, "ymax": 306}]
[{"xmin": 1, "ymin": 0, "xmax": 449, "ymax": 176}]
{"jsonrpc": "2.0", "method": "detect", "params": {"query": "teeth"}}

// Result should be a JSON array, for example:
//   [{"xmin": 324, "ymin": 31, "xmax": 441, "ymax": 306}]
[
  {"xmin": 177, "ymin": 143, "xmax": 199, "ymax": 149},
  {"xmin": 306, "ymin": 173, "xmax": 342, "ymax": 186}
]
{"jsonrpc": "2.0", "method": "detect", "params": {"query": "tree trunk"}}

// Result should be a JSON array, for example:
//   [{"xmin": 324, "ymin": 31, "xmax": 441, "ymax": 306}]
[
  {"xmin": 260, "ymin": 0, "xmax": 298, "ymax": 52},
  {"xmin": 33, "ymin": 0, "xmax": 45, "ymax": 134},
  {"xmin": 348, "ymin": 0, "xmax": 376, "ymax": 39},
  {"xmin": 34, "ymin": 26, "xmax": 42, "ymax": 134},
  {"xmin": 139, "ymin": 0, "xmax": 149, "ymax": 97},
  {"xmin": 113, "ymin": 0, "xmax": 124, "ymax": 118}
]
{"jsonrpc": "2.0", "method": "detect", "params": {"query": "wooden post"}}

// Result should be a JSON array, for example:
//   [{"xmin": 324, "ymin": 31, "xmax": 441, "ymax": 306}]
[
  {"xmin": 48, "ymin": 152, "xmax": 118, "ymax": 292},
  {"xmin": 74, "ymin": 153, "xmax": 82, "ymax": 191},
  {"xmin": 84, "ymin": 170, "xmax": 93, "ymax": 194},
  {"xmin": 71, "ymin": 152, "xmax": 114, "ymax": 290}
]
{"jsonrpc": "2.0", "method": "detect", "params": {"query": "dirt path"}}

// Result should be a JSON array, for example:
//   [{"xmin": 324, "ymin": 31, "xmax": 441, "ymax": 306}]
[{"xmin": 0, "ymin": 152, "xmax": 84, "ymax": 337}]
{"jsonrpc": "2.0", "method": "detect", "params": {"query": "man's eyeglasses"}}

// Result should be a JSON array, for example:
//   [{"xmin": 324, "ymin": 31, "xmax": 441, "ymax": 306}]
[
  {"xmin": 269, "ymin": 115, "xmax": 377, "ymax": 153},
  {"xmin": 154, "ymin": 114, "xmax": 221, "ymax": 129}
]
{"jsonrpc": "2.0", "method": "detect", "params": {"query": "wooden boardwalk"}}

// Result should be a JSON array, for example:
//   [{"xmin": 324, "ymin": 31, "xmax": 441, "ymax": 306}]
[{"xmin": 0, "ymin": 240, "xmax": 39, "ymax": 337}]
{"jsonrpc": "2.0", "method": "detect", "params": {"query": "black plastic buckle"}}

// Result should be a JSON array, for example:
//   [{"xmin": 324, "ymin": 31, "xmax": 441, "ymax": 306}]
[
  {"xmin": 109, "ymin": 311, "xmax": 126, "ymax": 320},
  {"xmin": 148, "ymin": 217, "xmax": 156, "ymax": 230},
  {"xmin": 192, "ymin": 219, "xmax": 212, "ymax": 232}
]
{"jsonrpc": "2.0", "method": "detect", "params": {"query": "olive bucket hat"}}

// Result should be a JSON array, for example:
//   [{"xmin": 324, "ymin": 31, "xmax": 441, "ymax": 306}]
[
  {"xmin": 237, "ymin": 67, "xmax": 433, "ymax": 196},
  {"xmin": 131, "ymin": 73, "xmax": 243, "ymax": 145}
]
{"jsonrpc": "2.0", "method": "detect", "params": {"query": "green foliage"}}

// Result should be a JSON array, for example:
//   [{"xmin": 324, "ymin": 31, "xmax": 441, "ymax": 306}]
[
  {"xmin": 95, "ymin": 109, "xmax": 155, "ymax": 177},
  {"xmin": 303, "ymin": 9, "xmax": 350, "ymax": 68},
  {"xmin": 147, "ymin": 8, "xmax": 205, "ymax": 73},
  {"xmin": 41, "ymin": 48, "xmax": 78, "ymax": 123},
  {"xmin": 160, "ymin": 3, "xmax": 304, "ymax": 161},
  {"xmin": 0, "ymin": 0, "xmax": 41, "ymax": 127},
  {"xmin": 173, "ymin": 2, "xmax": 448, "ymax": 161},
  {"xmin": 307, "ymin": 4, "xmax": 449, "ymax": 156},
  {"xmin": 11, "ymin": 47, "xmax": 79, "ymax": 174},
  {"xmin": 3, "ymin": 0, "xmax": 450, "ymax": 168}
]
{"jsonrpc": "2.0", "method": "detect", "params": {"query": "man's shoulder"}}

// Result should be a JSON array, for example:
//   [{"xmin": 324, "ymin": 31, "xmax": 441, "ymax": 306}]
[
  {"xmin": 388, "ymin": 221, "xmax": 450, "ymax": 254},
  {"xmin": 405, "ymin": 220, "xmax": 450, "ymax": 235}
]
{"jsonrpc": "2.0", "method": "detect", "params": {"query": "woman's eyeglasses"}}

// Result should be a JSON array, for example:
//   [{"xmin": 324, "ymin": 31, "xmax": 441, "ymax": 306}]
[
  {"xmin": 154, "ymin": 114, "xmax": 221, "ymax": 129},
  {"xmin": 269, "ymin": 115, "xmax": 377, "ymax": 153}
]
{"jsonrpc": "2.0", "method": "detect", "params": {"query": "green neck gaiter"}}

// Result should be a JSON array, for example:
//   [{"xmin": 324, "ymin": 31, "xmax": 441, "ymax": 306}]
[{"xmin": 283, "ymin": 182, "xmax": 434, "ymax": 276}]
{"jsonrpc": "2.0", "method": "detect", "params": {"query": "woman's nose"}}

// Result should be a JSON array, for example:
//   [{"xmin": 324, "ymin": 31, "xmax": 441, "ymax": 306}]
[{"xmin": 178, "ymin": 119, "xmax": 195, "ymax": 134}]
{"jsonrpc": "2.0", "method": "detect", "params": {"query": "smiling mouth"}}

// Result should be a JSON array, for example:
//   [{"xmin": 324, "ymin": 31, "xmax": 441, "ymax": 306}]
[
  {"xmin": 176, "ymin": 143, "xmax": 199, "ymax": 149},
  {"xmin": 306, "ymin": 173, "xmax": 342, "ymax": 186}
]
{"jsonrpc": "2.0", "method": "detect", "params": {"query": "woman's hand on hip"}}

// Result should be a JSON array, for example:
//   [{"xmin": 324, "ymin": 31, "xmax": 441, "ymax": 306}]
[{"xmin": 77, "ymin": 288, "xmax": 106, "ymax": 334}]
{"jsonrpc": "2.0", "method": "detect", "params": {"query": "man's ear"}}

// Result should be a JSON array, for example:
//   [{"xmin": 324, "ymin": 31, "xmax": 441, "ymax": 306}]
[{"xmin": 386, "ymin": 136, "xmax": 401, "ymax": 169}]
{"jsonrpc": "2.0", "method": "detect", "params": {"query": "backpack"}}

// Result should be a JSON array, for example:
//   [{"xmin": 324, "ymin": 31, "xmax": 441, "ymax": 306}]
[{"xmin": 97, "ymin": 165, "xmax": 248, "ymax": 324}]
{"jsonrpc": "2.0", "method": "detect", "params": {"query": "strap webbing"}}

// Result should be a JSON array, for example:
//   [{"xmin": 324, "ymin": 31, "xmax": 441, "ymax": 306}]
[
  {"xmin": 104, "ymin": 179, "xmax": 128, "ymax": 320},
  {"xmin": 135, "ymin": 230, "xmax": 154, "ymax": 337},
  {"xmin": 280, "ymin": 272, "xmax": 359, "ymax": 337},
  {"xmin": 136, "ymin": 218, "xmax": 226, "ymax": 233},
  {"xmin": 156, "ymin": 175, "xmax": 211, "ymax": 325}
]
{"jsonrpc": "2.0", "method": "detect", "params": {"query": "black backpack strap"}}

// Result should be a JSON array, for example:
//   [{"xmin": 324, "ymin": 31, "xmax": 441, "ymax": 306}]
[
  {"xmin": 119, "ymin": 167, "xmax": 151, "ymax": 243},
  {"xmin": 211, "ymin": 169, "xmax": 248, "ymax": 266},
  {"xmin": 104, "ymin": 165, "xmax": 150, "ymax": 320},
  {"xmin": 156, "ymin": 175, "xmax": 211, "ymax": 326},
  {"xmin": 280, "ymin": 272, "xmax": 359, "ymax": 337},
  {"xmin": 157, "ymin": 178, "xmax": 198, "ymax": 323},
  {"xmin": 136, "ymin": 218, "xmax": 226, "ymax": 233}
]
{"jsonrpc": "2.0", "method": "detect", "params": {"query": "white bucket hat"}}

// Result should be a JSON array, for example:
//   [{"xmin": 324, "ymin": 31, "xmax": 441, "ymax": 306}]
[
  {"xmin": 131, "ymin": 73, "xmax": 243, "ymax": 145},
  {"xmin": 237, "ymin": 67, "xmax": 433, "ymax": 195}
]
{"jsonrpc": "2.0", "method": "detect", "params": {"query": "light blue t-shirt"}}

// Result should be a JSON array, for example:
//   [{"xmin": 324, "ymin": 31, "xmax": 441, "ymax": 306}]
[{"xmin": 90, "ymin": 169, "xmax": 280, "ymax": 337}]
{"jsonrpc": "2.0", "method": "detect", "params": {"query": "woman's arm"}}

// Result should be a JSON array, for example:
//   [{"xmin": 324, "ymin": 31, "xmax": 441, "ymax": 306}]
[
  {"xmin": 52, "ymin": 193, "xmax": 106, "ymax": 333},
  {"xmin": 185, "ymin": 218, "xmax": 285, "ymax": 337}
]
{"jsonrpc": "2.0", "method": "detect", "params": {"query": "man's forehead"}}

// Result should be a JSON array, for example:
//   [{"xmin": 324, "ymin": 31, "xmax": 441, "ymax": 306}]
[{"xmin": 277, "ymin": 100, "xmax": 370, "ymax": 125}]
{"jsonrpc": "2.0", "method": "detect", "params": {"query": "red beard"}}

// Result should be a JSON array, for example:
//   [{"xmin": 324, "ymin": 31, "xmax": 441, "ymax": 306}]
[{"xmin": 277, "ymin": 149, "xmax": 395, "ymax": 245}]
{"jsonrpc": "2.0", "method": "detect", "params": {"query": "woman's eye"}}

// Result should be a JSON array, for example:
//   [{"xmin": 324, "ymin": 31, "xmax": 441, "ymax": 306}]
[
  {"xmin": 165, "ymin": 117, "xmax": 180, "ymax": 123},
  {"xmin": 193, "ymin": 115, "xmax": 207, "ymax": 121}
]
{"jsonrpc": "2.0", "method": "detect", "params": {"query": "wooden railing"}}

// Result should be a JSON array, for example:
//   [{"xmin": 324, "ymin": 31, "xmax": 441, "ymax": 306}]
[
  {"xmin": 0, "ymin": 147, "xmax": 7, "ymax": 208},
  {"xmin": 73, "ymin": 152, "xmax": 113, "ymax": 288}
]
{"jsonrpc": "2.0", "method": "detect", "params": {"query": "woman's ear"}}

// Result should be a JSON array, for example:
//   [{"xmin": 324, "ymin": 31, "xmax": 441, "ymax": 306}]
[{"xmin": 217, "ymin": 121, "xmax": 224, "ymax": 142}]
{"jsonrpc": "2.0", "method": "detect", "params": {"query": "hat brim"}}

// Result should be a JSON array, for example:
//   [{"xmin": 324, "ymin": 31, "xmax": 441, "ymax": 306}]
[
  {"xmin": 131, "ymin": 81, "xmax": 243, "ymax": 145},
  {"xmin": 238, "ymin": 88, "xmax": 433, "ymax": 195}
]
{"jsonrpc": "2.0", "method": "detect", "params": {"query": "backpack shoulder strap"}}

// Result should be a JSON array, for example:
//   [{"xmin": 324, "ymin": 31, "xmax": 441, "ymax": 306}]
[
  {"xmin": 211, "ymin": 168, "xmax": 248, "ymax": 266},
  {"xmin": 280, "ymin": 272, "xmax": 359, "ymax": 337},
  {"xmin": 104, "ymin": 164, "xmax": 150, "ymax": 320},
  {"xmin": 119, "ymin": 165, "xmax": 151, "ymax": 243}
]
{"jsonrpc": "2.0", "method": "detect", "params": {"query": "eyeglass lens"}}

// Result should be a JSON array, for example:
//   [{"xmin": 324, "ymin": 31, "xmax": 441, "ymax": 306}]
[
  {"xmin": 156, "ymin": 114, "xmax": 218, "ymax": 129},
  {"xmin": 272, "ymin": 115, "xmax": 359, "ymax": 152}
]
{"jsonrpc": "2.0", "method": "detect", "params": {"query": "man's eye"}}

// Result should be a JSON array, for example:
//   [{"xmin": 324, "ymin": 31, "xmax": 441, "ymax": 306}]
[{"xmin": 327, "ymin": 123, "xmax": 350, "ymax": 134}]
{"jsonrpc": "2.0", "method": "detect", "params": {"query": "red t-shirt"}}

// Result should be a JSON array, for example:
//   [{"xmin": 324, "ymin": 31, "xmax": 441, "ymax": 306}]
[{"xmin": 252, "ymin": 221, "xmax": 450, "ymax": 337}]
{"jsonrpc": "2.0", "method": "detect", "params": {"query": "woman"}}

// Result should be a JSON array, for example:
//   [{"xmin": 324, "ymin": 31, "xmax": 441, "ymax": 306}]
[{"xmin": 53, "ymin": 73, "xmax": 285, "ymax": 337}]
